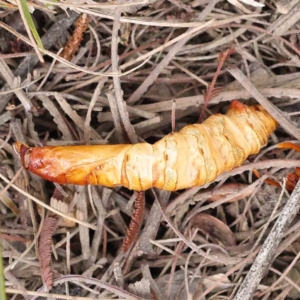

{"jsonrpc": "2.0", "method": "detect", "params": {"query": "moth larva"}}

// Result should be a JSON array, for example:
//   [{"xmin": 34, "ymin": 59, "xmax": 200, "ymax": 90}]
[{"xmin": 14, "ymin": 101, "xmax": 277, "ymax": 191}]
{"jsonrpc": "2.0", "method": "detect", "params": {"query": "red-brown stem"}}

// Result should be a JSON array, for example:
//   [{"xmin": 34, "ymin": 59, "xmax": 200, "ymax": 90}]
[
  {"xmin": 122, "ymin": 192, "xmax": 145, "ymax": 252},
  {"xmin": 198, "ymin": 48, "xmax": 236, "ymax": 123}
]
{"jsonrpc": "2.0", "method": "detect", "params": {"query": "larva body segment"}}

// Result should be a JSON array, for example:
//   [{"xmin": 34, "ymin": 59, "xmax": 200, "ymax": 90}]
[{"xmin": 14, "ymin": 101, "xmax": 278, "ymax": 191}]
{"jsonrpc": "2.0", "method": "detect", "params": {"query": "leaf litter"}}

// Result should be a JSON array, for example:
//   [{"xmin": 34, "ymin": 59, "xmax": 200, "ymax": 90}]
[{"xmin": 2, "ymin": 1, "xmax": 300, "ymax": 299}]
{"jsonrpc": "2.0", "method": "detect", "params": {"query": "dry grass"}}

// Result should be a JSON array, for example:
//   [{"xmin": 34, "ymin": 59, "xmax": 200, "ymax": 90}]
[{"xmin": 2, "ymin": 0, "xmax": 300, "ymax": 299}]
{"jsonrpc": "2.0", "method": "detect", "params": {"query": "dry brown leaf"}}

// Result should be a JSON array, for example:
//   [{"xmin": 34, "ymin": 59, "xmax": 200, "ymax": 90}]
[{"xmin": 190, "ymin": 213, "xmax": 236, "ymax": 247}]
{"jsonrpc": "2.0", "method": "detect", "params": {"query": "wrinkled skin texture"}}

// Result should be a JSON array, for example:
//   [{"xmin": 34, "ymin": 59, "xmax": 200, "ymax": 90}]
[{"xmin": 15, "ymin": 101, "xmax": 278, "ymax": 191}]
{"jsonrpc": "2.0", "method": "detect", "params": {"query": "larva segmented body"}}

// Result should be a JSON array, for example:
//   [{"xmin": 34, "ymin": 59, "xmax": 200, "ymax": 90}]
[{"xmin": 14, "ymin": 101, "xmax": 277, "ymax": 191}]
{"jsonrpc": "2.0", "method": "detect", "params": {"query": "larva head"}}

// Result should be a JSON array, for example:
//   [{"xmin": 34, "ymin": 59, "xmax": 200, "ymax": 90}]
[
  {"xmin": 228, "ymin": 100, "xmax": 266, "ymax": 114},
  {"xmin": 13, "ymin": 142, "xmax": 69, "ymax": 184},
  {"xmin": 13, "ymin": 142, "xmax": 32, "ymax": 169},
  {"xmin": 228, "ymin": 100, "xmax": 248, "ymax": 112}
]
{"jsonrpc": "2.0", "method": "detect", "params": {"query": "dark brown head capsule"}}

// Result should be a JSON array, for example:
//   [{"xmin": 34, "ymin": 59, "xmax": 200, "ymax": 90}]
[{"xmin": 13, "ymin": 142, "xmax": 32, "ymax": 169}]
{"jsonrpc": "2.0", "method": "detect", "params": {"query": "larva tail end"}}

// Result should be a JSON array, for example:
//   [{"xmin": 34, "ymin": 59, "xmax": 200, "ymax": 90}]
[
  {"xmin": 229, "ymin": 100, "xmax": 246, "ymax": 112},
  {"xmin": 13, "ymin": 142, "xmax": 32, "ymax": 169}
]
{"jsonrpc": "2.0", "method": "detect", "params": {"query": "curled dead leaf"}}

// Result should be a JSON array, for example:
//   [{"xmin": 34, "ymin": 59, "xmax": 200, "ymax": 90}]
[{"xmin": 189, "ymin": 213, "xmax": 236, "ymax": 247}]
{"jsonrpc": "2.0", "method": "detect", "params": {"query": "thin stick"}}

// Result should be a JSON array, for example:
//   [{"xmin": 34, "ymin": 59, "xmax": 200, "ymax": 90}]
[
  {"xmin": 111, "ymin": 8, "xmax": 138, "ymax": 144},
  {"xmin": 233, "ymin": 179, "xmax": 300, "ymax": 300}
]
